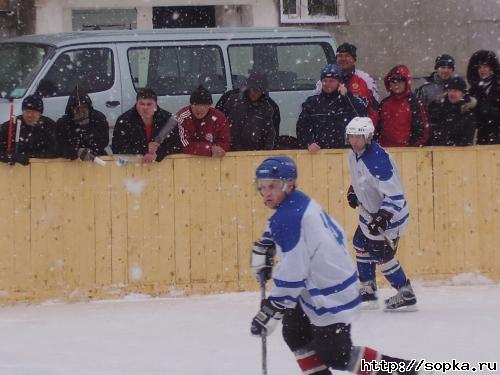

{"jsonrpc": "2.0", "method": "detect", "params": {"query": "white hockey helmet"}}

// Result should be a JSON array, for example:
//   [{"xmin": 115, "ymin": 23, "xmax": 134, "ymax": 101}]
[{"xmin": 345, "ymin": 117, "xmax": 375, "ymax": 141}]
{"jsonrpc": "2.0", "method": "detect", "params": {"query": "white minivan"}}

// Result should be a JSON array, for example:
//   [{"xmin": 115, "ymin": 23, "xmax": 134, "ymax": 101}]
[{"xmin": 0, "ymin": 27, "xmax": 336, "ymax": 137}]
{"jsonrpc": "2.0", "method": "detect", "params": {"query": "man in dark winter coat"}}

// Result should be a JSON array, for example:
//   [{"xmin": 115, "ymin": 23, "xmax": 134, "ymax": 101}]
[
  {"xmin": 467, "ymin": 50, "xmax": 500, "ymax": 144},
  {"xmin": 0, "ymin": 95, "xmax": 57, "ymax": 165},
  {"xmin": 296, "ymin": 63, "xmax": 367, "ymax": 152},
  {"xmin": 56, "ymin": 86, "xmax": 109, "ymax": 160},
  {"xmin": 415, "ymin": 54, "xmax": 456, "ymax": 108},
  {"xmin": 427, "ymin": 77, "xmax": 476, "ymax": 146},
  {"xmin": 377, "ymin": 65, "xmax": 429, "ymax": 147},
  {"xmin": 112, "ymin": 88, "xmax": 181, "ymax": 162},
  {"xmin": 217, "ymin": 72, "xmax": 275, "ymax": 151}
]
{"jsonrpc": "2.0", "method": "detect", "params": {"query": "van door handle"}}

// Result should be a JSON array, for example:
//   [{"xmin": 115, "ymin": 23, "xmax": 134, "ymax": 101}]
[{"xmin": 106, "ymin": 100, "xmax": 120, "ymax": 108}]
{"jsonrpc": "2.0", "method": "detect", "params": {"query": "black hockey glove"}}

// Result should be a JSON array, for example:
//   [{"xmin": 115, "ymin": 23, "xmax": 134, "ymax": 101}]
[
  {"xmin": 347, "ymin": 185, "xmax": 358, "ymax": 209},
  {"xmin": 367, "ymin": 209, "xmax": 393, "ymax": 236},
  {"xmin": 251, "ymin": 298, "xmax": 286, "ymax": 336},
  {"xmin": 250, "ymin": 241, "xmax": 276, "ymax": 283},
  {"xmin": 11, "ymin": 153, "xmax": 30, "ymax": 166},
  {"xmin": 77, "ymin": 148, "xmax": 97, "ymax": 162}
]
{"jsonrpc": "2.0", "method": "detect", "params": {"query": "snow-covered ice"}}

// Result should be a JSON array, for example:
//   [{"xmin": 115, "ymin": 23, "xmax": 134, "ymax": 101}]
[{"xmin": 0, "ymin": 283, "xmax": 498, "ymax": 374}]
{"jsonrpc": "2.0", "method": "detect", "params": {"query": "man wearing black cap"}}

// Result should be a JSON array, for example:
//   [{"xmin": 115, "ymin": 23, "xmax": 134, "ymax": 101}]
[
  {"xmin": 0, "ymin": 94, "xmax": 57, "ymax": 165},
  {"xmin": 415, "ymin": 54, "xmax": 456, "ymax": 108},
  {"xmin": 427, "ymin": 76, "xmax": 477, "ymax": 146},
  {"xmin": 177, "ymin": 85, "xmax": 231, "ymax": 157},
  {"xmin": 218, "ymin": 72, "xmax": 275, "ymax": 151},
  {"xmin": 112, "ymin": 88, "xmax": 181, "ymax": 162}
]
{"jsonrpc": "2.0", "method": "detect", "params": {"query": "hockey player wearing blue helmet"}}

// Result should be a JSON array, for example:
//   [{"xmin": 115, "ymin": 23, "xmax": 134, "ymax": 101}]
[{"xmin": 250, "ymin": 156, "xmax": 428, "ymax": 375}]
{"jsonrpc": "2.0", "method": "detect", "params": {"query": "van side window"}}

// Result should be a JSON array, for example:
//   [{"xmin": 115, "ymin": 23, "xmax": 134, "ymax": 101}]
[
  {"xmin": 127, "ymin": 46, "xmax": 226, "ymax": 95},
  {"xmin": 228, "ymin": 43, "xmax": 333, "ymax": 91},
  {"xmin": 38, "ymin": 48, "xmax": 114, "ymax": 97}
]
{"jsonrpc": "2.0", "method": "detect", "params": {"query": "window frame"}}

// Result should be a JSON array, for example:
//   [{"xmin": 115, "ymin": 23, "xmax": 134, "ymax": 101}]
[
  {"xmin": 126, "ymin": 44, "xmax": 227, "ymax": 96},
  {"xmin": 279, "ymin": 0, "xmax": 347, "ymax": 24},
  {"xmin": 227, "ymin": 42, "xmax": 335, "ymax": 92}
]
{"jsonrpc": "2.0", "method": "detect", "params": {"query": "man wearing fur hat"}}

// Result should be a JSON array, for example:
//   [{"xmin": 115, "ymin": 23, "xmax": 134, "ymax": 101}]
[
  {"xmin": 427, "ymin": 76, "xmax": 477, "ymax": 146},
  {"xmin": 467, "ymin": 50, "xmax": 500, "ymax": 144},
  {"xmin": 0, "ymin": 95, "xmax": 57, "ymax": 165},
  {"xmin": 415, "ymin": 54, "xmax": 456, "ymax": 108}
]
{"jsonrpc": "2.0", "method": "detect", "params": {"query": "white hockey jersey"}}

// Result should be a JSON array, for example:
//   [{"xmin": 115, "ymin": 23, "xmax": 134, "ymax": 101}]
[
  {"xmin": 348, "ymin": 142, "xmax": 410, "ymax": 241},
  {"xmin": 261, "ymin": 190, "xmax": 361, "ymax": 327}
]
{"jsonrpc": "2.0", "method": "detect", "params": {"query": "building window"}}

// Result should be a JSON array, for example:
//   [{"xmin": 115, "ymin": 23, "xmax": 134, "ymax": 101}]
[{"xmin": 280, "ymin": 0, "xmax": 346, "ymax": 24}]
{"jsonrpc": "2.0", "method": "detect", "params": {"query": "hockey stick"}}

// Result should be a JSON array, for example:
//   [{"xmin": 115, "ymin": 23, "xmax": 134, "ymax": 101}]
[
  {"xmin": 259, "ymin": 273, "xmax": 268, "ymax": 375},
  {"xmin": 358, "ymin": 203, "xmax": 396, "ymax": 251}
]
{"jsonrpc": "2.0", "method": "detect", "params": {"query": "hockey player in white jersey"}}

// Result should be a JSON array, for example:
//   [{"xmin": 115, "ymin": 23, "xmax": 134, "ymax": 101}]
[
  {"xmin": 250, "ymin": 156, "xmax": 427, "ymax": 375},
  {"xmin": 345, "ymin": 117, "xmax": 417, "ymax": 311}
]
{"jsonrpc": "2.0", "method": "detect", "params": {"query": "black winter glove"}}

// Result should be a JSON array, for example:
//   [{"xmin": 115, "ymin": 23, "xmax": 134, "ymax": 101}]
[
  {"xmin": 77, "ymin": 148, "xmax": 97, "ymax": 162},
  {"xmin": 12, "ymin": 153, "xmax": 30, "ymax": 166},
  {"xmin": 250, "ymin": 241, "xmax": 276, "ymax": 283},
  {"xmin": 347, "ymin": 185, "xmax": 358, "ymax": 209},
  {"xmin": 367, "ymin": 209, "xmax": 393, "ymax": 236},
  {"xmin": 251, "ymin": 298, "xmax": 286, "ymax": 336}
]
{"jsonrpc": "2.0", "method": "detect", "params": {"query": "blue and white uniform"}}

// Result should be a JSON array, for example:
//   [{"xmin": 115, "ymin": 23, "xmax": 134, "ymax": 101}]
[
  {"xmin": 261, "ymin": 190, "xmax": 361, "ymax": 327},
  {"xmin": 348, "ymin": 142, "xmax": 409, "ymax": 241}
]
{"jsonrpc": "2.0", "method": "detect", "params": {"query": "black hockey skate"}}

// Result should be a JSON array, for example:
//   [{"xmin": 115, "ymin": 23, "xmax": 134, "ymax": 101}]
[
  {"xmin": 384, "ymin": 280, "xmax": 417, "ymax": 312},
  {"xmin": 360, "ymin": 280, "xmax": 379, "ymax": 310}
]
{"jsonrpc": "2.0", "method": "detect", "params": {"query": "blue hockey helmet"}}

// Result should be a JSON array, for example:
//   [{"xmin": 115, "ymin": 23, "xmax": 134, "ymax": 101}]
[
  {"xmin": 255, "ymin": 156, "xmax": 297, "ymax": 181},
  {"xmin": 320, "ymin": 63, "xmax": 342, "ymax": 80}
]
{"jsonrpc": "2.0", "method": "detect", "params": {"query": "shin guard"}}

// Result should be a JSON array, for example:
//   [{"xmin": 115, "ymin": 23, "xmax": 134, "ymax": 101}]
[
  {"xmin": 294, "ymin": 346, "xmax": 330, "ymax": 375},
  {"xmin": 347, "ymin": 346, "xmax": 382, "ymax": 375}
]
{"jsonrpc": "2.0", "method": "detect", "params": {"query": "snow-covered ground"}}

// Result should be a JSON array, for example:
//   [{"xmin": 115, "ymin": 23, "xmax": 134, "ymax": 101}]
[{"xmin": 0, "ymin": 280, "xmax": 498, "ymax": 375}]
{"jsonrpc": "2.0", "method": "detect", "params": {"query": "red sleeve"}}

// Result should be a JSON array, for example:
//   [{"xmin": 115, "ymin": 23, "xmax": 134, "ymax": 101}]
[
  {"xmin": 178, "ymin": 109, "xmax": 213, "ymax": 157},
  {"xmin": 213, "ymin": 109, "xmax": 231, "ymax": 152}
]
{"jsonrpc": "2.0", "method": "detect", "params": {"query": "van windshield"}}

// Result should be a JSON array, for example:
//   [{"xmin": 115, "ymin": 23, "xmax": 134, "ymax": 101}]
[{"xmin": 0, "ymin": 43, "xmax": 50, "ymax": 99}]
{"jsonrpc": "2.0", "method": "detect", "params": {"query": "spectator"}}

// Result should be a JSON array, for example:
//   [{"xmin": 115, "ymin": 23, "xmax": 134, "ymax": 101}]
[
  {"xmin": 416, "ymin": 54, "xmax": 456, "ymax": 108},
  {"xmin": 427, "ymin": 76, "xmax": 476, "ymax": 146},
  {"xmin": 56, "ymin": 86, "xmax": 109, "ymax": 160},
  {"xmin": 296, "ymin": 63, "xmax": 367, "ymax": 153},
  {"xmin": 216, "ymin": 77, "xmax": 281, "ymax": 139},
  {"xmin": 377, "ymin": 65, "xmax": 429, "ymax": 147},
  {"xmin": 335, "ymin": 42, "xmax": 380, "ymax": 125},
  {"xmin": 217, "ymin": 72, "xmax": 275, "ymax": 151},
  {"xmin": 0, "ymin": 95, "xmax": 57, "ymax": 165},
  {"xmin": 466, "ymin": 50, "xmax": 500, "ymax": 144},
  {"xmin": 177, "ymin": 85, "xmax": 231, "ymax": 157},
  {"xmin": 112, "ymin": 88, "xmax": 181, "ymax": 162}
]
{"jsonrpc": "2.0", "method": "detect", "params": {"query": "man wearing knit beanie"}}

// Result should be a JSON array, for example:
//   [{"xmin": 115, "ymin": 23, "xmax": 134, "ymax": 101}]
[
  {"xmin": 416, "ymin": 53, "xmax": 456, "ymax": 108},
  {"xmin": 0, "ymin": 94, "xmax": 57, "ymax": 165},
  {"xmin": 176, "ymin": 85, "xmax": 231, "ymax": 157}
]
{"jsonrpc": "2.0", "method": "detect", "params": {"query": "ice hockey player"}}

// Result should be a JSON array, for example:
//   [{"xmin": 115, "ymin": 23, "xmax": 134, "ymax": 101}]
[
  {"xmin": 250, "ymin": 156, "xmax": 427, "ymax": 375},
  {"xmin": 345, "ymin": 116, "xmax": 417, "ymax": 311}
]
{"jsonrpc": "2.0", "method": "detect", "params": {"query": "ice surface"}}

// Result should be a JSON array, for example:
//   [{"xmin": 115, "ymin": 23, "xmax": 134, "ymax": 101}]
[{"xmin": 0, "ymin": 283, "xmax": 498, "ymax": 374}]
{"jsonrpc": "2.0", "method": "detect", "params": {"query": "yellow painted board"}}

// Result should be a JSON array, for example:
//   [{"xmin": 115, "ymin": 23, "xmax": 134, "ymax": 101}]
[
  {"xmin": 235, "ymin": 156, "xmax": 253, "ymax": 283},
  {"xmin": 205, "ymin": 158, "xmax": 223, "ymax": 283},
  {"xmin": 326, "ymin": 153, "xmax": 345, "ymax": 225},
  {"xmin": 341, "ymin": 152, "xmax": 357, "ymax": 244},
  {"xmin": 446, "ymin": 151, "xmax": 464, "ymax": 274},
  {"xmin": 490, "ymin": 150, "xmax": 500, "ymax": 275},
  {"xmin": 296, "ymin": 153, "xmax": 313, "ymax": 197},
  {"xmin": 110, "ymin": 162, "xmax": 128, "ymax": 284},
  {"xmin": 189, "ymin": 158, "xmax": 207, "ymax": 283},
  {"xmin": 220, "ymin": 157, "xmax": 238, "ymax": 282},
  {"xmin": 0, "ymin": 165, "xmax": 15, "ymax": 291},
  {"xmin": 415, "ymin": 150, "xmax": 435, "ymax": 274},
  {"xmin": 311, "ymin": 154, "xmax": 329, "ymax": 211},
  {"xmin": 94, "ymin": 162, "xmax": 112, "ymax": 286},
  {"xmin": 173, "ymin": 158, "xmax": 191, "ymax": 285},
  {"xmin": 12, "ymin": 165, "xmax": 32, "ymax": 291},
  {"xmin": 158, "ymin": 159, "xmax": 176, "ymax": 285}
]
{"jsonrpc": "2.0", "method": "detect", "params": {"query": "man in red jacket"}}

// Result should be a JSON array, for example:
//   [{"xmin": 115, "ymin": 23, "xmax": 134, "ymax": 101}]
[
  {"xmin": 377, "ymin": 65, "xmax": 429, "ymax": 147},
  {"xmin": 177, "ymin": 85, "xmax": 231, "ymax": 157}
]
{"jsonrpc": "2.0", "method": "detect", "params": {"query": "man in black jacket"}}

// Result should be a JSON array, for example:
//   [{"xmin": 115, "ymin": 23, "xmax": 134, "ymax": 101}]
[
  {"xmin": 111, "ymin": 88, "xmax": 181, "ymax": 162},
  {"xmin": 0, "ymin": 95, "xmax": 57, "ymax": 165},
  {"xmin": 217, "ymin": 72, "xmax": 275, "ymax": 151},
  {"xmin": 296, "ymin": 64, "xmax": 367, "ymax": 152},
  {"xmin": 56, "ymin": 86, "xmax": 109, "ymax": 160}
]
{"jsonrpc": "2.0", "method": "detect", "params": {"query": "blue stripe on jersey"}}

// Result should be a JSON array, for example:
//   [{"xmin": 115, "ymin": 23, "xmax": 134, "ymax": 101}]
[
  {"xmin": 269, "ymin": 191, "xmax": 310, "ymax": 253},
  {"xmin": 360, "ymin": 143, "xmax": 393, "ymax": 181},
  {"xmin": 273, "ymin": 278, "xmax": 306, "ymax": 288},
  {"xmin": 269, "ymin": 295, "xmax": 299, "ymax": 304},
  {"xmin": 360, "ymin": 213, "xmax": 409, "ymax": 229},
  {"xmin": 308, "ymin": 272, "xmax": 358, "ymax": 296},
  {"xmin": 381, "ymin": 201, "xmax": 404, "ymax": 212},
  {"xmin": 300, "ymin": 294, "xmax": 362, "ymax": 316},
  {"xmin": 388, "ymin": 194, "xmax": 405, "ymax": 200}
]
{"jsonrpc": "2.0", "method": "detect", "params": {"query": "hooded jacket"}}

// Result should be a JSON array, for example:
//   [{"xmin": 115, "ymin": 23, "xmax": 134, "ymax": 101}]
[
  {"xmin": 56, "ymin": 90, "xmax": 109, "ymax": 159},
  {"xmin": 377, "ymin": 65, "xmax": 430, "ymax": 147},
  {"xmin": 466, "ymin": 50, "xmax": 500, "ymax": 144}
]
